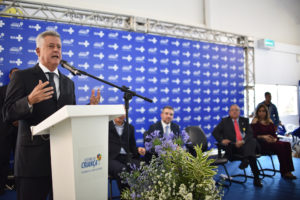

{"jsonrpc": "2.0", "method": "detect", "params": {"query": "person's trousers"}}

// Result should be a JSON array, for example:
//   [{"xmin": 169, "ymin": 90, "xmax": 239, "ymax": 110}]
[
  {"xmin": 16, "ymin": 176, "xmax": 53, "ymax": 200},
  {"xmin": 109, "ymin": 154, "xmax": 140, "ymax": 192},
  {"xmin": 0, "ymin": 130, "xmax": 17, "ymax": 190},
  {"xmin": 226, "ymin": 138, "xmax": 260, "ymax": 177},
  {"xmin": 259, "ymin": 140, "xmax": 294, "ymax": 174}
]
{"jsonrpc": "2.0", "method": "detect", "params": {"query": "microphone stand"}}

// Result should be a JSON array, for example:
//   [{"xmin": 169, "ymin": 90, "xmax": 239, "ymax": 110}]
[{"xmin": 65, "ymin": 66, "xmax": 153, "ymax": 163}]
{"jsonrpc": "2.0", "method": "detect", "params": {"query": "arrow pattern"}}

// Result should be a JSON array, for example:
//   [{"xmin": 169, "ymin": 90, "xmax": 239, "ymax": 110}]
[{"xmin": 0, "ymin": 17, "xmax": 244, "ymax": 148}]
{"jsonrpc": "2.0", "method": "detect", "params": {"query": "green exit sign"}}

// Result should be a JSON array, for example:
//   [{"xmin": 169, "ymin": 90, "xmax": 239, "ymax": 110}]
[
  {"xmin": 258, "ymin": 39, "xmax": 275, "ymax": 49},
  {"xmin": 264, "ymin": 39, "xmax": 275, "ymax": 47}
]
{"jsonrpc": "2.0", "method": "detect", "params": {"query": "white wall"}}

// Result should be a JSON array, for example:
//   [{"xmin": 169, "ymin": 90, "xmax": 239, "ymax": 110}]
[
  {"xmin": 255, "ymin": 43, "xmax": 300, "ymax": 86},
  {"xmin": 207, "ymin": 0, "xmax": 300, "ymax": 46}
]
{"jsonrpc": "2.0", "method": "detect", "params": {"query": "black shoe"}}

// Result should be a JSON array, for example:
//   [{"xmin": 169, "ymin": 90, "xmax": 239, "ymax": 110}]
[
  {"xmin": 239, "ymin": 159, "xmax": 249, "ymax": 169},
  {"xmin": 0, "ymin": 188, "xmax": 5, "ymax": 196},
  {"xmin": 282, "ymin": 173, "xmax": 297, "ymax": 180},
  {"xmin": 253, "ymin": 178, "xmax": 263, "ymax": 187}
]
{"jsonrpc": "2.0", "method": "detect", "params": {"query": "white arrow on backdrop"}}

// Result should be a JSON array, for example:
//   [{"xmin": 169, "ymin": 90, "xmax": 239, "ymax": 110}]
[
  {"xmin": 194, "ymin": 116, "xmax": 201, "ymax": 122},
  {"xmin": 136, "ymin": 66, "xmax": 145, "ymax": 73}
]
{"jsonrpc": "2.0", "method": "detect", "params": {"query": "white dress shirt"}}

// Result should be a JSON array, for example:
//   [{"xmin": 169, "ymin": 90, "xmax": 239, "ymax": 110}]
[
  {"xmin": 39, "ymin": 63, "xmax": 60, "ymax": 98},
  {"xmin": 161, "ymin": 120, "xmax": 171, "ymax": 135}
]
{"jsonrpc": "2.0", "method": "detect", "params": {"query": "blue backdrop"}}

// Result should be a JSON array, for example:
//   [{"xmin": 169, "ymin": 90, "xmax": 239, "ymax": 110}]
[{"xmin": 0, "ymin": 17, "xmax": 245, "ymax": 148}]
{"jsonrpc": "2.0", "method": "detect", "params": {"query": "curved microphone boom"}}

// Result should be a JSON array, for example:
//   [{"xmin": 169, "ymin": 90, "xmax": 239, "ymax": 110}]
[{"xmin": 60, "ymin": 60, "xmax": 81, "ymax": 76}]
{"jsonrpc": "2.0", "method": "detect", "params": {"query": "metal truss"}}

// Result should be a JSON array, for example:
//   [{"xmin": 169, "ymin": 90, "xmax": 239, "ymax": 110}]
[
  {"xmin": 0, "ymin": 0, "xmax": 132, "ymax": 30},
  {"xmin": 147, "ymin": 20, "xmax": 245, "ymax": 47},
  {"xmin": 244, "ymin": 46, "xmax": 255, "ymax": 116},
  {"xmin": 0, "ymin": 0, "xmax": 255, "ymax": 115}
]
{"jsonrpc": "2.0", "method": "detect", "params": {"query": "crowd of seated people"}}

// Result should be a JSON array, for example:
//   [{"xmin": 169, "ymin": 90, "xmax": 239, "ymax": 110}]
[{"xmin": 108, "ymin": 100, "xmax": 297, "ymax": 191}]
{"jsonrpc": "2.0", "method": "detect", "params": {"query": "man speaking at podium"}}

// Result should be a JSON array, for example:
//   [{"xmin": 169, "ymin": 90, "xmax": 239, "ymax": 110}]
[{"xmin": 2, "ymin": 31, "xmax": 100, "ymax": 200}]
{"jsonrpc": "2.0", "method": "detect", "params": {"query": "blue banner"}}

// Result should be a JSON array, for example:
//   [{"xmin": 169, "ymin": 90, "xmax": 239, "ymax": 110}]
[{"xmin": 0, "ymin": 17, "xmax": 244, "ymax": 148}]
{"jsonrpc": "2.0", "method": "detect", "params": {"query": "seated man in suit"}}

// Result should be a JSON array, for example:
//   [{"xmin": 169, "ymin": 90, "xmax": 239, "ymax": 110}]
[
  {"xmin": 109, "ymin": 114, "xmax": 145, "ymax": 192},
  {"xmin": 144, "ymin": 105, "xmax": 180, "ymax": 162},
  {"xmin": 212, "ymin": 104, "xmax": 262, "ymax": 187}
]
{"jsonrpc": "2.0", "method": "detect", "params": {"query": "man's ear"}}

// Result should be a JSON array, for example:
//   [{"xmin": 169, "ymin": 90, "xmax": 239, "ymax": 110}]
[{"xmin": 36, "ymin": 47, "xmax": 40, "ymax": 56}]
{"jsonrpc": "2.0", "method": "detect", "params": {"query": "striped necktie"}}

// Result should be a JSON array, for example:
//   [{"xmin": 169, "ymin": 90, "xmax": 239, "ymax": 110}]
[{"xmin": 46, "ymin": 72, "xmax": 57, "ymax": 100}]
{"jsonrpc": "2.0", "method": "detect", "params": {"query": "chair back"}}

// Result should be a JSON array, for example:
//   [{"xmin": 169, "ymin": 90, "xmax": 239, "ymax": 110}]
[{"xmin": 185, "ymin": 126, "xmax": 208, "ymax": 155}]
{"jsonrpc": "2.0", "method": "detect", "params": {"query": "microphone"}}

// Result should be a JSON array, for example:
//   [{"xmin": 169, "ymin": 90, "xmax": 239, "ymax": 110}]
[{"xmin": 60, "ymin": 60, "xmax": 81, "ymax": 76}]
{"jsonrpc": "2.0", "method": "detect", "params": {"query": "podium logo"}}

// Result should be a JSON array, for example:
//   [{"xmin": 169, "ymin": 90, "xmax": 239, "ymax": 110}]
[
  {"xmin": 80, "ymin": 154, "xmax": 102, "ymax": 174},
  {"xmin": 81, "ymin": 157, "xmax": 100, "ymax": 168},
  {"xmin": 97, "ymin": 153, "xmax": 102, "ymax": 161}
]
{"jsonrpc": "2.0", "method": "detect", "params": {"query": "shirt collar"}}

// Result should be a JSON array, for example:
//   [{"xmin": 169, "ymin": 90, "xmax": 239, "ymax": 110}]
[
  {"xmin": 113, "ymin": 120, "xmax": 125, "ymax": 128},
  {"xmin": 231, "ymin": 118, "xmax": 239, "ymax": 123},
  {"xmin": 39, "ymin": 62, "xmax": 59, "ymax": 77},
  {"xmin": 161, "ymin": 120, "xmax": 170, "ymax": 129}
]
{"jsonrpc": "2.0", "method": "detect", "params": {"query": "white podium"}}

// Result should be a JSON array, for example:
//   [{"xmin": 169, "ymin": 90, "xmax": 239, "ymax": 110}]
[{"xmin": 31, "ymin": 105, "xmax": 125, "ymax": 200}]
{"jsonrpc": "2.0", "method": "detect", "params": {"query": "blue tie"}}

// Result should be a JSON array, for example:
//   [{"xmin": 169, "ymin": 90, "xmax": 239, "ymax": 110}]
[{"xmin": 165, "ymin": 125, "xmax": 170, "ymax": 137}]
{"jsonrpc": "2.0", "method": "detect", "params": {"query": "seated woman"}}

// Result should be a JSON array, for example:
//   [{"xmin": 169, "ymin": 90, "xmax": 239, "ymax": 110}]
[{"xmin": 251, "ymin": 104, "xmax": 296, "ymax": 179}]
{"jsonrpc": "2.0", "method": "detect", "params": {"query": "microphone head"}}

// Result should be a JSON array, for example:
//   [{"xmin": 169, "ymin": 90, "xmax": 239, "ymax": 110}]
[
  {"xmin": 59, "ymin": 59, "xmax": 81, "ymax": 76},
  {"xmin": 60, "ymin": 59, "xmax": 67, "ymax": 65}
]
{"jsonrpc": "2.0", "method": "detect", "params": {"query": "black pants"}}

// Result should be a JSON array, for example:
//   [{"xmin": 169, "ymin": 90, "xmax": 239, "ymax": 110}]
[
  {"xmin": 109, "ymin": 154, "xmax": 140, "ymax": 192},
  {"xmin": 0, "ymin": 127, "xmax": 17, "ymax": 190},
  {"xmin": 225, "ymin": 138, "xmax": 260, "ymax": 177},
  {"xmin": 16, "ymin": 176, "xmax": 53, "ymax": 200}
]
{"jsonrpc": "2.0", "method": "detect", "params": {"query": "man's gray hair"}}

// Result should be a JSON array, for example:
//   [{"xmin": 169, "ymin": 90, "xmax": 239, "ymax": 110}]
[
  {"xmin": 36, "ymin": 31, "xmax": 60, "ymax": 48},
  {"xmin": 230, "ymin": 104, "xmax": 240, "ymax": 110}
]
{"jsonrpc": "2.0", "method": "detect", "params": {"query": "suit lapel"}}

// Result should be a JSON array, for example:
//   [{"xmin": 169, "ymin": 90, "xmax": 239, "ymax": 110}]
[
  {"xmin": 33, "ymin": 64, "xmax": 48, "ymax": 83},
  {"xmin": 239, "ymin": 118, "xmax": 246, "ymax": 134},
  {"xmin": 170, "ymin": 123, "xmax": 176, "ymax": 136},
  {"xmin": 122, "ymin": 122, "xmax": 128, "ymax": 139},
  {"xmin": 58, "ymin": 71, "xmax": 65, "ymax": 101},
  {"xmin": 158, "ymin": 121, "xmax": 164, "ymax": 136},
  {"xmin": 111, "ymin": 121, "xmax": 119, "ymax": 138},
  {"xmin": 227, "ymin": 117, "xmax": 235, "ymax": 133}
]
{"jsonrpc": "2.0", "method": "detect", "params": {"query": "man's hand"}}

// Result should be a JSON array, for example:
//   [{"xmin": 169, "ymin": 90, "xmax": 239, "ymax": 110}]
[
  {"xmin": 12, "ymin": 121, "xmax": 18, "ymax": 127},
  {"xmin": 138, "ymin": 147, "xmax": 146, "ymax": 156},
  {"xmin": 89, "ymin": 89, "xmax": 100, "ymax": 105},
  {"xmin": 27, "ymin": 80, "xmax": 54, "ymax": 105},
  {"xmin": 221, "ymin": 139, "xmax": 231, "ymax": 146},
  {"xmin": 235, "ymin": 140, "xmax": 244, "ymax": 148}
]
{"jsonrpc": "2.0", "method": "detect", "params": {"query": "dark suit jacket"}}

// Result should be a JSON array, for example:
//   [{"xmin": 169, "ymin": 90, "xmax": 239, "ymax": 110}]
[
  {"xmin": 212, "ymin": 116, "xmax": 253, "ymax": 144},
  {"xmin": 108, "ymin": 120, "xmax": 139, "ymax": 160},
  {"xmin": 2, "ymin": 64, "xmax": 76, "ymax": 177},
  {"xmin": 144, "ymin": 121, "xmax": 180, "ymax": 163},
  {"xmin": 0, "ymin": 85, "xmax": 18, "ymax": 137},
  {"xmin": 147, "ymin": 121, "xmax": 180, "ymax": 137},
  {"xmin": 0, "ymin": 85, "xmax": 18, "ymax": 148},
  {"xmin": 0, "ymin": 85, "xmax": 8, "ymax": 133}
]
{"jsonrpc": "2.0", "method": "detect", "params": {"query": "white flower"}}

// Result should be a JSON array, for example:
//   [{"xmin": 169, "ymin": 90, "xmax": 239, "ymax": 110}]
[{"xmin": 186, "ymin": 193, "xmax": 193, "ymax": 200}]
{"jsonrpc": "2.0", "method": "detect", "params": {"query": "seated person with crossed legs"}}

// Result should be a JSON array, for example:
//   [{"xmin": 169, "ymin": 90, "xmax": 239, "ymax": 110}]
[
  {"xmin": 212, "ymin": 104, "xmax": 262, "ymax": 187},
  {"xmin": 109, "ymin": 114, "xmax": 146, "ymax": 192},
  {"xmin": 251, "ymin": 104, "xmax": 296, "ymax": 179}
]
